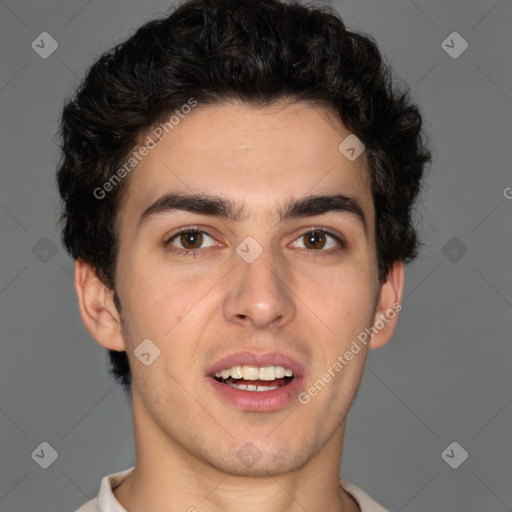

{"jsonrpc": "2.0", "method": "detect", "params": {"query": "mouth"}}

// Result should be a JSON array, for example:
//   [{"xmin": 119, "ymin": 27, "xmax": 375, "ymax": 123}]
[
  {"xmin": 212, "ymin": 364, "xmax": 295, "ymax": 392},
  {"xmin": 206, "ymin": 352, "xmax": 305, "ymax": 412}
]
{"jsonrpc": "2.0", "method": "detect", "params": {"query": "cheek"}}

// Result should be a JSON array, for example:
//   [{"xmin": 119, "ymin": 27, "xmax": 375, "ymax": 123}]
[
  {"xmin": 308, "ymin": 273, "xmax": 374, "ymax": 401},
  {"xmin": 118, "ymin": 254, "xmax": 190, "ymax": 334},
  {"xmin": 306, "ymin": 266, "xmax": 377, "ymax": 336},
  {"xmin": 120, "ymin": 269, "xmax": 214, "ymax": 383}
]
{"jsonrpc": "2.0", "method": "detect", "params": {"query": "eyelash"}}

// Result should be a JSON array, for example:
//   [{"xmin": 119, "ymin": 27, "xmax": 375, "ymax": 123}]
[{"xmin": 164, "ymin": 226, "xmax": 345, "ymax": 258}]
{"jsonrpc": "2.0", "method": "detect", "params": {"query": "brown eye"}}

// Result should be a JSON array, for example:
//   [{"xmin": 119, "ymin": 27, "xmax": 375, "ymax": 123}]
[
  {"xmin": 166, "ymin": 230, "xmax": 216, "ymax": 253},
  {"xmin": 179, "ymin": 231, "xmax": 203, "ymax": 249},
  {"xmin": 303, "ymin": 231, "xmax": 327, "ymax": 249},
  {"xmin": 293, "ymin": 230, "xmax": 341, "ymax": 251}
]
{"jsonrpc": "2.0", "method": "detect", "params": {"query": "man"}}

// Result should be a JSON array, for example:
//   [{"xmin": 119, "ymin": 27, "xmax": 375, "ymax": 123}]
[{"xmin": 57, "ymin": 0, "xmax": 430, "ymax": 510}]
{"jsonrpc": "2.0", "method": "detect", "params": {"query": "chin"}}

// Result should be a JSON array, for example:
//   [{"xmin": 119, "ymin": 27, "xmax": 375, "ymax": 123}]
[{"xmin": 194, "ymin": 438, "xmax": 313, "ymax": 477}]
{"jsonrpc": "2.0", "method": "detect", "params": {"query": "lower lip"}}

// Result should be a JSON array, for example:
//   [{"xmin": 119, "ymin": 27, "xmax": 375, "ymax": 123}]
[{"xmin": 206, "ymin": 376, "xmax": 305, "ymax": 412}]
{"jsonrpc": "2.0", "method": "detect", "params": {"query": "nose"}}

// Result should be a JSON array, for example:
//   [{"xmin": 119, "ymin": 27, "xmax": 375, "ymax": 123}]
[{"xmin": 222, "ymin": 242, "xmax": 296, "ymax": 330}]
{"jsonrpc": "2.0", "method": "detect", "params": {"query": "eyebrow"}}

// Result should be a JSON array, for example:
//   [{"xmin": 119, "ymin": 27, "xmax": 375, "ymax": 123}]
[{"xmin": 137, "ymin": 192, "xmax": 368, "ymax": 233}]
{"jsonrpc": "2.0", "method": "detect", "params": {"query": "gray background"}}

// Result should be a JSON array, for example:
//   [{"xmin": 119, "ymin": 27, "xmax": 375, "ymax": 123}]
[{"xmin": 0, "ymin": 0, "xmax": 511, "ymax": 511}]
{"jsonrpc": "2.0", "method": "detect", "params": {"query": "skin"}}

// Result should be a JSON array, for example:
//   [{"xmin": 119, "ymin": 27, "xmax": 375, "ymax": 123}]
[{"xmin": 75, "ymin": 101, "xmax": 404, "ymax": 512}]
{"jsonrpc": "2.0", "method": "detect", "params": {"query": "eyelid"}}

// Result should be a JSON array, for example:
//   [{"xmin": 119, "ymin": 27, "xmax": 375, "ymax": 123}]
[{"xmin": 166, "ymin": 224, "xmax": 214, "ymax": 238}]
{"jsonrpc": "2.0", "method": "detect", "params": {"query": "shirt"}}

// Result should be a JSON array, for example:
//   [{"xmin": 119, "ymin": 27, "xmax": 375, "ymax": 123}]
[{"xmin": 75, "ymin": 466, "xmax": 391, "ymax": 512}]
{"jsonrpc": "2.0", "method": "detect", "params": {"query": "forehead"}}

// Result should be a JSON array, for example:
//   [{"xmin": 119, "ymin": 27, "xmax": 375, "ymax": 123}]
[{"xmin": 117, "ymin": 101, "xmax": 374, "ymax": 230}]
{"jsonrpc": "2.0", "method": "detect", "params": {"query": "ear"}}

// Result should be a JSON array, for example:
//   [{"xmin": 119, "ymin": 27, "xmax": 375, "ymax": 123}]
[
  {"xmin": 74, "ymin": 259, "xmax": 126, "ymax": 351},
  {"xmin": 368, "ymin": 261, "xmax": 405, "ymax": 349}
]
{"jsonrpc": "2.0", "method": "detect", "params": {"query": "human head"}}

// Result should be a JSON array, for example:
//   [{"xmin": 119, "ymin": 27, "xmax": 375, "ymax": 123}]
[{"xmin": 56, "ymin": 0, "xmax": 430, "ymax": 396}]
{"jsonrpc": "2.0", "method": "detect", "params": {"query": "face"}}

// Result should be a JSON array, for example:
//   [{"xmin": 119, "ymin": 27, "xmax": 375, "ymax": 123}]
[{"xmin": 103, "ymin": 101, "xmax": 390, "ymax": 476}]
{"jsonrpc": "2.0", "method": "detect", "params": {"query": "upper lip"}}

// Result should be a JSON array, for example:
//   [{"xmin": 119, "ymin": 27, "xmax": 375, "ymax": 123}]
[{"xmin": 206, "ymin": 351, "xmax": 306, "ymax": 378}]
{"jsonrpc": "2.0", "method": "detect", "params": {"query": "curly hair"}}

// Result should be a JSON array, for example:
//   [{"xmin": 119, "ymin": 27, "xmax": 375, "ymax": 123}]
[{"xmin": 56, "ymin": 0, "xmax": 431, "ymax": 395}]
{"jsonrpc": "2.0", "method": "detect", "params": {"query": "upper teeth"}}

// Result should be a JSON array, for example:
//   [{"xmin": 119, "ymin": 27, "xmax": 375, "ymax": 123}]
[{"xmin": 214, "ymin": 365, "xmax": 294, "ymax": 381}]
